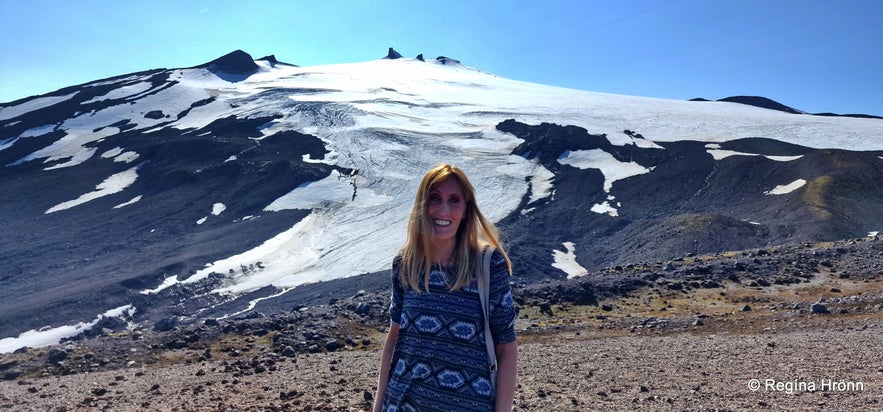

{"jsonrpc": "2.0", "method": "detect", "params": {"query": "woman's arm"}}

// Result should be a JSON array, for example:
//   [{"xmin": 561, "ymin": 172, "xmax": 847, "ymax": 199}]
[
  {"xmin": 372, "ymin": 323, "xmax": 400, "ymax": 412},
  {"xmin": 494, "ymin": 341, "xmax": 518, "ymax": 412}
]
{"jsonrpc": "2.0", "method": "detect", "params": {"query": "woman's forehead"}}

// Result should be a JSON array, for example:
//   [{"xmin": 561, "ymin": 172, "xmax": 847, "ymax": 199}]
[{"xmin": 430, "ymin": 177, "xmax": 463, "ymax": 193}]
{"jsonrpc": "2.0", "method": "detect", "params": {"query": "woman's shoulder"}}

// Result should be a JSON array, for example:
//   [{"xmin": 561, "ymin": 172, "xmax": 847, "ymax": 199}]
[{"xmin": 483, "ymin": 246, "xmax": 510, "ymax": 275}]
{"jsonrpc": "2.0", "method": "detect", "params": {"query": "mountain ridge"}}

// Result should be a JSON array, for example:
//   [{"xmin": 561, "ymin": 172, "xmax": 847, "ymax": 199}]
[
  {"xmin": 690, "ymin": 95, "xmax": 882, "ymax": 119},
  {"xmin": 1, "ymin": 49, "xmax": 881, "ymax": 347}
]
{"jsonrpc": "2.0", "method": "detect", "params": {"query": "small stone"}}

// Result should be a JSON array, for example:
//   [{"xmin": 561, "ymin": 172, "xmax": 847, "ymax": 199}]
[
  {"xmin": 355, "ymin": 302, "xmax": 371, "ymax": 315},
  {"xmin": 811, "ymin": 302, "xmax": 830, "ymax": 314},
  {"xmin": 46, "ymin": 348, "xmax": 68, "ymax": 363},
  {"xmin": 325, "ymin": 340, "xmax": 343, "ymax": 352}
]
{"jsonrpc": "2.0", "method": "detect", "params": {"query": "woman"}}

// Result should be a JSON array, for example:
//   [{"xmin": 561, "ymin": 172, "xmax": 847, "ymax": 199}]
[{"xmin": 373, "ymin": 163, "xmax": 517, "ymax": 412}]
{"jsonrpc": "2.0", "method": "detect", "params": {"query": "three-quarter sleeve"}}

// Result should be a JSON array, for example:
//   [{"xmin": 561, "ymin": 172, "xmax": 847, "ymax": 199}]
[
  {"xmin": 487, "ymin": 249, "xmax": 517, "ymax": 345},
  {"xmin": 389, "ymin": 256, "xmax": 404, "ymax": 325}
]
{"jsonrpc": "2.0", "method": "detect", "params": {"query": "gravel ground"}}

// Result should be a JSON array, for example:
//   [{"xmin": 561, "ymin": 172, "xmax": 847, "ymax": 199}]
[
  {"xmin": 3, "ymin": 238, "xmax": 882, "ymax": 411},
  {"xmin": 2, "ymin": 314, "xmax": 880, "ymax": 411}
]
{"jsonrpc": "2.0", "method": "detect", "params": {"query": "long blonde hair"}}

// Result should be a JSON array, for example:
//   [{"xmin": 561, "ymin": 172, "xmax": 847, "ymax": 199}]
[{"xmin": 399, "ymin": 163, "xmax": 512, "ymax": 292}]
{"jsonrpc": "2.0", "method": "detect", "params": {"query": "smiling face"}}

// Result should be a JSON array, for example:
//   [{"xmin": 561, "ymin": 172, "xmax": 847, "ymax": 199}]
[{"xmin": 426, "ymin": 177, "xmax": 467, "ymax": 251}]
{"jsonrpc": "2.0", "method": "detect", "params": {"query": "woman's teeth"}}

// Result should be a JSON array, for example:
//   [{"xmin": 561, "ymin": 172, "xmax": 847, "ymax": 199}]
[{"xmin": 434, "ymin": 219, "xmax": 451, "ymax": 227}]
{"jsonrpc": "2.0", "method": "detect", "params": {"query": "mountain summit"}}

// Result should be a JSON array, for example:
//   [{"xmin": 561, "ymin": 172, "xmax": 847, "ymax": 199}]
[
  {"xmin": 1, "ymin": 49, "xmax": 881, "ymax": 350},
  {"xmin": 196, "ymin": 49, "xmax": 259, "ymax": 74}
]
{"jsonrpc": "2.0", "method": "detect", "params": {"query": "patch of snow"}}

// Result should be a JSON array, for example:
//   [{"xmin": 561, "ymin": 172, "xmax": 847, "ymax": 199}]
[
  {"xmin": 218, "ymin": 287, "xmax": 293, "ymax": 320},
  {"xmin": 0, "ymin": 137, "xmax": 20, "ymax": 152},
  {"xmin": 765, "ymin": 155, "xmax": 803, "ymax": 162},
  {"xmin": 21, "ymin": 124, "xmax": 57, "ymax": 138},
  {"xmin": 869, "ymin": 231, "xmax": 879, "ymax": 237},
  {"xmin": 0, "ymin": 305, "xmax": 134, "ymax": 354},
  {"xmin": 224, "ymin": 155, "xmax": 237, "ymax": 162},
  {"xmin": 46, "ymin": 167, "xmax": 140, "ymax": 213},
  {"xmin": 612, "ymin": 131, "xmax": 665, "ymax": 149},
  {"xmin": 116, "ymin": 152, "xmax": 139, "ymax": 163},
  {"xmin": 591, "ymin": 201, "xmax": 619, "ymax": 217},
  {"xmin": 14, "ymin": 78, "xmax": 213, "ymax": 167},
  {"xmin": 764, "ymin": 179, "xmax": 807, "ymax": 195},
  {"xmin": 558, "ymin": 149, "xmax": 652, "ymax": 192},
  {"xmin": 264, "ymin": 170, "xmax": 354, "ymax": 211},
  {"xmin": 100, "ymin": 147, "xmax": 140, "ymax": 163},
  {"xmin": 707, "ymin": 149, "xmax": 747, "ymax": 160},
  {"xmin": 82, "ymin": 81, "xmax": 153, "ymax": 104},
  {"xmin": 12, "ymin": 126, "xmax": 120, "ymax": 169},
  {"xmin": 196, "ymin": 216, "xmax": 208, "ymax": 225},
  {"xmin": 707, "ymin": 148, "xmax": 803, "ymax": 162},
  {"xmin": 551, "ymin": 242, "xmax": 589, "ymax": 278},
  {"xmin": 140, "ymin": 275, "xmax": 180, "ymax": 295},
  {"xmin": 527, "ymin": 161, "xmax": 554, "ymax": 204},
  {"xmin": 113, "ymin": 195, "xmax": 142, "ymax": 209},
  {"xmin": 101, "ymin": 147, "xmax": 124, "ymax": 158},
  {"xmin": 0, "ymin": 92, "xmax": 78, "ymax": 121},
  {"xmin": 212, "ymin": 203, "xmax": 226, "ymax": 216}
]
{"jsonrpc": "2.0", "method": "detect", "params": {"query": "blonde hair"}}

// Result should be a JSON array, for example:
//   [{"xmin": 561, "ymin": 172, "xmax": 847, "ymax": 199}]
[{"xmin": 399, "ymin": 163, "xmax": 512, "ymax": 292}]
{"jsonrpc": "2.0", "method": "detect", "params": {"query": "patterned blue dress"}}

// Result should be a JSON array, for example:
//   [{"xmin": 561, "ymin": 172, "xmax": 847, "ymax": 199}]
[{"xmin": 382, "ymin": 249, "xmax": 517, "ymax": 412}]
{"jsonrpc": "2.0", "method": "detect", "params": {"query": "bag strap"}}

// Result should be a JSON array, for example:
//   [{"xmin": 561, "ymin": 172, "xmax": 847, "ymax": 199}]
[{"xmin": 477, "ymin": 246, "xmax": 497, "ymax": 380}]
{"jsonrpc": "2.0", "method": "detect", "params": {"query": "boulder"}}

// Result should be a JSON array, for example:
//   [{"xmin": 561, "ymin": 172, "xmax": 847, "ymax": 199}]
[{"xmin": 811, "ymin": 302, "xmax": 830, "ymax": 314}]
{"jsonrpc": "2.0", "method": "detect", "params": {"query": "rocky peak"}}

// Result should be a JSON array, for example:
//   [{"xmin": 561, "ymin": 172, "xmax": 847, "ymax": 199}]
[
  {"xmin": 384, "ymin": 47, "xmax": 403, "ymax": 59},
  {"xmin": 435, "ymin": 56, "xmax": 461, "ymax": 65},
  {"xmin": 198, "ymin": 50, "xmax": 258, "ymax": 74}
]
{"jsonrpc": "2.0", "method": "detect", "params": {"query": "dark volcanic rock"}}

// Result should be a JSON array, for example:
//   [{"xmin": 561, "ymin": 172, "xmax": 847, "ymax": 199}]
[
  {"xmin": 717, "ymin": 96, "xmax": 803, "ymax": 114},
  {"xmin": 385, "ymin": 47, "xmax": 403, "ymax": 59},
  {"xmin": 198, "ymin": 49, "xmax": 258, "ymax": 74},
  {"xmin": 811, "ymin": 302, "xmax": 830, "ymax": 314},
  {"xmin": 46, "ymin": 348, "xmax": 68, "ymax": 363},
  {"xmin": 436, "ymin": 56, "xmax": 461, "ymax": 65}
]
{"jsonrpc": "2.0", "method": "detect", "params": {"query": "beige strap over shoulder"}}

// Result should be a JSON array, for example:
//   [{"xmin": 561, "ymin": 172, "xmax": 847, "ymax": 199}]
[{"xmin": 476, "ymin": 245, "xmax": 497, "ymax": 388}]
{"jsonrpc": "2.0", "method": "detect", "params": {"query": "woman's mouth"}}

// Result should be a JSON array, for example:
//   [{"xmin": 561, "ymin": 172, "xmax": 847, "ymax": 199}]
[{"xmin": 434, "ymin": 219, "xmax": 452, "ymax": 227}]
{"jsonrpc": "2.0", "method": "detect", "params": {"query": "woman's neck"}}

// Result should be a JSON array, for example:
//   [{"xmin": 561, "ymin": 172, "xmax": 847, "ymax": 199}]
[{"xmin": 434, "ymin": 240, "xmax": 456, "ymax": 266}]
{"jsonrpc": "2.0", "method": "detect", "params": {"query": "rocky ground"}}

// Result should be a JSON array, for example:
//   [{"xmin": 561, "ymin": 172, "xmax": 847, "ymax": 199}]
[{"xmin": 2, "ymin": 237, "xmax": 882, "ymax": 411}]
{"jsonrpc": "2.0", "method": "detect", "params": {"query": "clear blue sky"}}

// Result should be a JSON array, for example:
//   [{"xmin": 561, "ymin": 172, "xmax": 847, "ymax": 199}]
[{"xmin": 2, "ymin": 0, "xmax": 881, "ymax": 115}]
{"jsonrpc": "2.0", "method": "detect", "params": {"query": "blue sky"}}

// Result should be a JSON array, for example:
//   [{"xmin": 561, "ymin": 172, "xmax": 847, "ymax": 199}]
[{"xmin": 2, "ymin": 0, "xmax": 881, "ymax": 115}]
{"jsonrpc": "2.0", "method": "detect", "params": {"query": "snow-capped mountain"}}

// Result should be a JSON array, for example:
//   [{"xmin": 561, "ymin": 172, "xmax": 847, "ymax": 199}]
[{"xmin": 1, "ymin": 49, "xmax": 881, "ymax": 351}]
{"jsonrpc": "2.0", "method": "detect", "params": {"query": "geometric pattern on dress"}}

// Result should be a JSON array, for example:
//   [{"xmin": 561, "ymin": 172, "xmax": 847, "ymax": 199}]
[
  {"xmin": 437, "ymin": 369, "xmax": 466, "ymax": 389},
  {"xmin": 449, "ymin": 320, "xmax": 477, "ymax": 340},
  {"xmin": 414, "ymin": 315, "xmax": 443, "ymax": 334},
  {"xmin": 471, "ymin": 376, "xmax": 493, "ymax": 397},
  {"xmin": 411, "ymin": 362, "xmax": 432, "ymax": 380}
]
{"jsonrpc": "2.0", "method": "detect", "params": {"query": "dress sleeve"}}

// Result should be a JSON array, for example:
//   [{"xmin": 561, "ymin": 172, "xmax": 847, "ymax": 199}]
[
  {"xmin": 488, "ymin": 249, "xmax": 517, "ymax": 345},
  {"xmin": 389, "ymin": 256, "xmax": 404, "ymax": 325}
]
